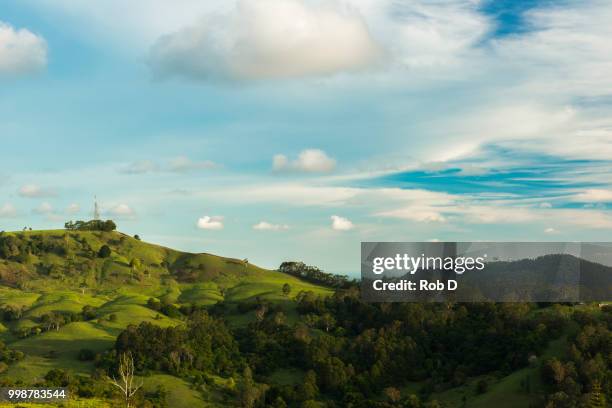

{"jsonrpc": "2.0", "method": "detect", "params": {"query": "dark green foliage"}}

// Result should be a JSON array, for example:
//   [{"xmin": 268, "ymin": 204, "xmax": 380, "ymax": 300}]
[
  {"xmin": 115, "ymin": 311, "xmax": 241, "ymax": 376},
  {"xmin": 97, "ymin": 245, "xmax": 111, "ymax": 258},
  {"xmin": 541, "ymin": 310, "xmax": 612, "ymax": 406},
  {"xmin": 0, "ymin": 341, "xmax": 25, "ymax": 365},
  {"xmin": 476, "ymin": 379, "xmax": 488, "ymax": 394},
  {"xmin": 44, "ymin": 368, "xmax": 71, "ymax": 387},
  {"xmin": 78, "ymin": 348, "xmax": 96, "ymax": 361},
  {"xmin": 279, "ymin": 261, "xmax": 353, "ymax": 288},
  {"xmin": 65, "ymin": 220, "xmax": 117, "ymax": 232},
  {"xmin": 82, "ymin": 305, "xmax": 97, "ymax": 320}
]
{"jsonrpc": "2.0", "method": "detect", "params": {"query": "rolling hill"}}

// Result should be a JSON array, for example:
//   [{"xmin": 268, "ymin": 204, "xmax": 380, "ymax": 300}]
[{"xmin": 0, "ymin": 229, "xmax": 332, "ymax": 405}]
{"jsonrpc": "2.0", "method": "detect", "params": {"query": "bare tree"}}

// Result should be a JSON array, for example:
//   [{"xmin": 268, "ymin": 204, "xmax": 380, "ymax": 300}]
[{"xmin": 107, "ymin": 352, "xmax": 143, "ymax": 408}]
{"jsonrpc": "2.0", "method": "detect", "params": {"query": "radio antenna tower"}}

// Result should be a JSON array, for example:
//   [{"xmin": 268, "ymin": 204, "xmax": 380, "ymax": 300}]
[{"xmin": 94, "ymin": 196, "xmax": 100, "ymax": 220}]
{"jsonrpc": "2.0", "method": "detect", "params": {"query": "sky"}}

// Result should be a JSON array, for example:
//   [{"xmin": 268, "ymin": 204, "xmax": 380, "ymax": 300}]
[{"xmin": 1, "ymin": 0, "xmax": 611, "ymax": 276}]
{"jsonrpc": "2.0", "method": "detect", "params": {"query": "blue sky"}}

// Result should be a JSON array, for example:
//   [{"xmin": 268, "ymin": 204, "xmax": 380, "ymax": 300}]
[{"xmin": 1, "ymin": 0, "xmax": 611, "ymax": 276}]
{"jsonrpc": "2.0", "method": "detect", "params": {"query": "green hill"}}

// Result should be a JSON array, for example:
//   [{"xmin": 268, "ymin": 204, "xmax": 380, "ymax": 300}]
[
  {"xmin": 0, "ymin": 229, "xmax": 330, "ymax": 298},
  {"xmin": 0, "ymin": 229, "xmax": 331, "ymax": 390}
]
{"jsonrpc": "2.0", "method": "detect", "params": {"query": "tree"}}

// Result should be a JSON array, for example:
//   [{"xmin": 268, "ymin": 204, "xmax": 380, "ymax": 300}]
[
  {"xmin": 129, "ymin": 258, "xmax": 142, "ymax": 278},
  {"xmin": 255, "ymin": 305, "xmax": 268, "ymax": 323},
  {"xmin": 589, "ymin": 381, "xmax": 606, "ymax": 408},
  {"xmin": 107, "ymin": 352, "xmax": 143, "ymax": 408},
  {"xmin": 98, "ymin": 245, "xmax": 111, "ymax": 258},
  {"xmin": 300, "ymin": 370, "xmax": 319, "ymax": 400},
  {"xmin": 542, "ymin": 358, "xmax": 566, "ymax": 384},
  {"xmin": 238, "ymin": 366, "xmax": 260, "ymax": 408},
  {"xmin": 320, "ymin": 313, "xmax": 335, "ymax": 332},
  {"xmin": 384, "ymin": 387, "xmax": 401, "ymax": 403},
  {"xmin": 282, "ymin": 283, "xmax": 291, "ymax": 297},
  {"xmin": 476, "ymin": 379, "xmax": 488, "ymax": 394},
  {"xmin": 273, "ymin": 312, "xmax": 286, "ymax": 326}
]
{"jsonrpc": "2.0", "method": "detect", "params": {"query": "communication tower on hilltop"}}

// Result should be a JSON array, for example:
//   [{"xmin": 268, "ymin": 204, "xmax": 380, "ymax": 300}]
[{"xmin": 94, "ymin": 196, "xmax": 100, "ymax": 220}]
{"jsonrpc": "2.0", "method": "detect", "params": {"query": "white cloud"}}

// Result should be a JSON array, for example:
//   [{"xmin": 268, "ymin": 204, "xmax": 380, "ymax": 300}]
[
  {"xmin": 253, "ymin": 221, "xmax": 289, "ymax": 231},
  {"xmin": 149, "ymin": 0, "xmax": 382, "ymax": 81},
  {"xmin": 66, "ymin": 203, "xmax": 80, "ymax": 215},
  {"xmin": 33, "ymin": 202, "xmax": 54, "ymax": 215},
  {"xmin": 120, "ymin": 160, "xmax": 159, "ymax": 174},
  {"xmin": 18, "ymin": 184, "xmax": 55, "ymax": 198},
  {"xmin": 573, "ymin": 189, "xmax": 612, "ymax": 203},
  {"xmin": 273, "ymin": 149, "xmax": 336, "ymax": 173},
  {"xmin": 331, "ymin": 215, "xmax": 354, "ymax": 231},
  {"xmin": 197, "ymin": 215, "xmax": 224, "ymax": 230},
  {"xmin": 109, "ymin": 203, "xmax": 135, "ymax": 217},
  {"xmin": 0, "ymin": 22, "xmax": 47, "ymax": 75},
  {"xmin": 168, "ymin": 156, "xmax": 216, "ymax": 172},
  {"xmin": 544, "ymin": 227, "xmax": 558, "ymax": 234},
  {"xmin": 0, "ymin": 203, "xmax": 17, "ymax": 218}
]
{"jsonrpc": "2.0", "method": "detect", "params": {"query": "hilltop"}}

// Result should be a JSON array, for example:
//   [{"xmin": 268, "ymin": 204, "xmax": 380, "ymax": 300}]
[{"xmin": 0, "ymin": 228, "xmax": 331, "ymax": 301}]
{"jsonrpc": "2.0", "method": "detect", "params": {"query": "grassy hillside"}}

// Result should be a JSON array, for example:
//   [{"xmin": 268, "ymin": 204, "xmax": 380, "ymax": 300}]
[
  {"xmin": 0, "ymin": 229, "xmax": 332, "ymax": 405},
  {"xmin": 0, "ymin": 229, "xmax": 331, "ymax": 297}
]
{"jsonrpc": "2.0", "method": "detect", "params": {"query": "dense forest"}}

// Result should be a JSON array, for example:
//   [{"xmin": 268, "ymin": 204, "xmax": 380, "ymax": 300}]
[{"xmin": 3, "ymin": 288, "xmax": 610, "ymax": 407}]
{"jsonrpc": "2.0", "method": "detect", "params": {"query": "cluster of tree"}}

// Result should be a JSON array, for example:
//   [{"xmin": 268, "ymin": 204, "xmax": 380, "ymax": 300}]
[
  {"xmin": 65, "ymin": 220, "xmax": 117, "ymax": 232},
  {"xmin": 113, "ymin": 311, "xmax": 242, "ymax": 376},
  {"xmin": 0, "ymin": 305, "xmax": 24, "ymax": 321},
  {"xmin": 540, "ymin": 309, "xmax": 611, "ymax": 407},
  {"xmin": 279, "ymin": 262, "xmax": 354, "ymax": 288},
  {"xmin": 13, "ymin": 306, "xmax": 99, "ymax": 338},
  {"xmin": 145, "ymin": 297, "xmax": 183, "ymax": 318},
  {"xmin": 0, "ymin": 340, "xmax": 24, "ymax": 374},
  {"xmin": 0, "ymin": 232, "xmax": 71, "ymax": 261}
]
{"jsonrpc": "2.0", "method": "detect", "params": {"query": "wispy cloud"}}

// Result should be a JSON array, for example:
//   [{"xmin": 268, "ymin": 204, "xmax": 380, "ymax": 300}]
[
  {"xmin": 253, "ymin": 221, "xmax": 289, "ymax": 231},
  {"xmin": 0, "ymin": 203, "xmax": 17, "ymax": 218},
  {"xmin": 107, "ymin": 203, "xmax": 136, "ymax": 218},
  {"xmin": 18, "ymin": 184, "xmax": 56, "ymax": 198},
  {"xmin": 120, "ymin": 157, "xmax": 217, "ymax": 174}
]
